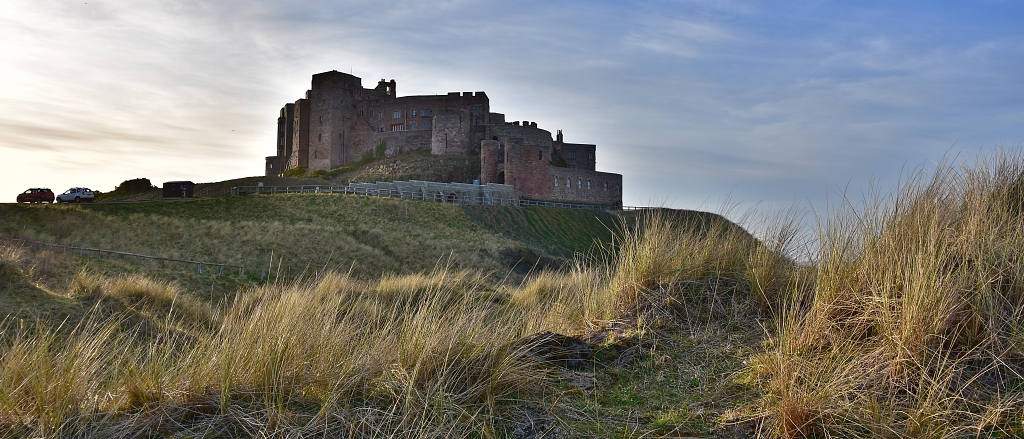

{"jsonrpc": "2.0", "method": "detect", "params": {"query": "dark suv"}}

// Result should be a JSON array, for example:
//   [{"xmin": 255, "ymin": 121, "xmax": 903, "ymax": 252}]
[{"xmin": 17, "ymin": 188, "xmax": 55, "ymax": 203}]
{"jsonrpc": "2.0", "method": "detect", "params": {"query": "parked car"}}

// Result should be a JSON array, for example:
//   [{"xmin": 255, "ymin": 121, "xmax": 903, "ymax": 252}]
[
  {"xmin": 16, "ymin": 188, "xmax": 54, "ymax": 203},
  {"xmin": 56, "ymin": 187, "xmax": 95, "ymax": 203}
]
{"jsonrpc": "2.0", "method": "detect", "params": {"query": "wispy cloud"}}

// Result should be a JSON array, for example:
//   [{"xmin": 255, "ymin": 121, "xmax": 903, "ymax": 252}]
[{"xmin": 0, "ymin": 0, "xmax": 1021, "ymax": 215}]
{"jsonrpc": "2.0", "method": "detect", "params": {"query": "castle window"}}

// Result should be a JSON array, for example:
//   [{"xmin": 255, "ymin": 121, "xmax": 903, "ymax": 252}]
[
  {"xmin": 566, "ymin": 178, "xmax": 570, "ymax": 188},
  {"xmin": 589, "ymin": 152, "xmax": 595, "ymax": 161},
  {"xmin": 587, "ymin": 180, "xmax": 591, "ymax": 189},
  {"xmin": 554, "ymin": 177, "xmax": 559, "ymax": 187},
  {"xmin": 318, "ymin": 133, "xmax": 322, "ymax": 142},
  {"xmin": 538, "ymin": 150, "xmax": 543, "ymax": 161},
  {"xmin": 422, "ymin": 108, "xmax": 432, "ymax": 117},
  {"xmin": 474, "ymin": 105, "xmax": 482, "ymax": 114},
  {"xmin": 568, "ymin": 151, "xmax": 576, "ymax": 160},
  {"xmin": 412, "ymin": 109, "xmax": 417, "ymax": 117},
  {"xmin": 422, "ymin": 123, "xmax": 430, "ymax": 130},
  {"xmin": 358, "ymin": 109, "xmax": 364, "ymax": 117},
  {"xmin": 393, "ymin": 111, "xmax": 401, "ymax": 119},
  {"xmin": 604, "ymin": 182, "xmax": 608, "ymax": 191},
  {"xmin": 391, "ymin": 124, "xmax": 404, "ymax": 131},
  {"xmin": 577, "ymin": 178, "xmax": 582, "ymax": 189},
  {"xmin": 378, "ymin": 112, "xmax": 383, "ymax": 119}
]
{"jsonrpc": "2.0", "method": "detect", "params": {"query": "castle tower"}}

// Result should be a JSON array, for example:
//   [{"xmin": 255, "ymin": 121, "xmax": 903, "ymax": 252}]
[
  {"xmin": 480, "ymin": 140, "xmax": 501, "ymax": 184},
  {"xmin": 289, "ymin": 97, "xmax": 310, "ymax": 169},
  {"xmin": 503, "ymin": 137, "xmax": 552, "ymax": 200}
]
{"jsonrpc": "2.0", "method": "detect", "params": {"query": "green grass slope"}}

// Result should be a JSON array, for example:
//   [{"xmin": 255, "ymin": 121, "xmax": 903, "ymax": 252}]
[
  {"xmin": 462, "ymin": 205, "xmax": 749, "ymax": 259},
  {"xmin": 3, "ymin": 194, "xmax": 746, "ymax": 280},
  {"xmin": 2, "ymin": 194, "xmax": 512, "ymax": 281}
]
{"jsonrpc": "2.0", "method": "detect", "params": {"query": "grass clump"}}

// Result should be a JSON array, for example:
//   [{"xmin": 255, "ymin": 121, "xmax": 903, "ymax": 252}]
[
  {"xmin": 747, "ymin": 150, "xmax": 1024, "ymax": 438},
  {"xmin": 0, "ymin": 269, "xmax": 557, "ymax": 437}
]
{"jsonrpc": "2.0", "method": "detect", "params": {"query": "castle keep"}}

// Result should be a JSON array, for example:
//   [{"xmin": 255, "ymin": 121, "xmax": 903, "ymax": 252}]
[{"xmin": 266, "ymin": 70, "xmax": 622, "ymax": 206}]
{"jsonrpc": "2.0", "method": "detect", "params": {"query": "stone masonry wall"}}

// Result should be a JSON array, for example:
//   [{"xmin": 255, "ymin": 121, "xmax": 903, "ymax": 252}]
[
  {"xmin": 486, "ymin": 123, "xmax": 552, "ymax": 148},
  {"xmin": 547, "ymin": 167, "xmax": 622, "ymax": 206},
  {"xmin": 480, "ymin": 140, "xmax": 501, "ymax": 184},
  {"xmin": 288, "ymin": 98, "xmax": 310, "ymax": 169},
  {"xmin": 503, "ymin": 138, "xmax": 552, "ymax": 200},
  {"xmin": 265, "ymin": 156, "xmax": 285, "ymax": 177},
  {"xmin": 431, "ymin": 108, "xmax": 472, "ymax": 155},
  {"xmin": 373, "ymin": 130, "xmax": 432, "ymax": 157}
]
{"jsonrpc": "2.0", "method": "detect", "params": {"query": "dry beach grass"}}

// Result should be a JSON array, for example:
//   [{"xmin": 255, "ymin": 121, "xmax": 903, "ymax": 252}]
[{"xmin": 0, "ymin": 149, "xmax": 1023, "ymax": 437}]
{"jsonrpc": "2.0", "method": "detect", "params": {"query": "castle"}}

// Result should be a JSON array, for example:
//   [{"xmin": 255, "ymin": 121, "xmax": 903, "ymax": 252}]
[{"xmin": 266, "ymin": 70, "xmax": 622, "ymax": 207}]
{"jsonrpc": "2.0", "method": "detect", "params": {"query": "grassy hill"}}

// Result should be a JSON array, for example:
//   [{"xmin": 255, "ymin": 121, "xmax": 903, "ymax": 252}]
[
  {"xmin": 4, "ymin": 149, "xmax": 1024, "ymax": 438},
  {"xmin": 0, "ymin": 189, "xmax": 763, "ymax": 438}
]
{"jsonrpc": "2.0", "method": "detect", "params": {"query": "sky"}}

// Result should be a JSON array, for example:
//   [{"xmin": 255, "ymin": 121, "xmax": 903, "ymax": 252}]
[{"xmin": 1, "ymin": 0, "xmax": 1022, "ymax": 218}]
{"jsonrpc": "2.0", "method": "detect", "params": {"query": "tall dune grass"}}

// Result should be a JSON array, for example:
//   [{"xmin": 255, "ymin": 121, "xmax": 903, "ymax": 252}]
[
  {"xmin": 0, "ymin": 267, "xmax": 567, "ymax": 437},
  {"xmin": 5, "ymin": 149, "xmax": 1024, "ymax": 437},
  {"xmin": 750, "ymin": 150, "xmax": 1024, "ymax": 438}
]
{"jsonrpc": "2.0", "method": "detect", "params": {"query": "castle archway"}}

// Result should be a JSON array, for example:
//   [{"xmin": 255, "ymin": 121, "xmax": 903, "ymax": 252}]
[{"xmin": 495, "ymin": 171, "xmax": 505, "ymax": 184}]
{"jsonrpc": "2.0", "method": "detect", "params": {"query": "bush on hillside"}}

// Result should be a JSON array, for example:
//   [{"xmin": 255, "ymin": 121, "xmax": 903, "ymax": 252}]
[
  {"xmin": 113, "ymin": 178, "xmax": 156, "ymax": 192},
  {"xmin": 282, "ymin": 166, "xmax": 307, "ymax": 177}
]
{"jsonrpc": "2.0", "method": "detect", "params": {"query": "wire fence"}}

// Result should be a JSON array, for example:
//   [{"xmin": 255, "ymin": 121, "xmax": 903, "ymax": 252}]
[
  {"xmin": 6, "ymin": 238, "xmax": 246, "ymax": 276},
  {"xmin": 229, "ymin": 185, "xmax": 640, "ymax": 211}
]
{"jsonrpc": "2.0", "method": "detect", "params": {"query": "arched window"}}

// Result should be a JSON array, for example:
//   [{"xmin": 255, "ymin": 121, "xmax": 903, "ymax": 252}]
[
  {"xmin": 577, "ymin": 178, "xmax": 581, "ymax": 189},
  {"xmin": 587, "ymin": 180, "xmax": 591, "ymax": 189},
  {"xmin": 554, "ymin": 177, "xmax": 559, "ymax": 187},
  {"xmin": 604, "ymin": 181, "xmax": 608, "ymax": 191}
]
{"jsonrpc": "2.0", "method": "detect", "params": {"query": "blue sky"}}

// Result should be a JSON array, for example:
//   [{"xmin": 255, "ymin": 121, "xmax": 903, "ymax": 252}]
[{"xmin": 1, "ymin": 0, "xmax": 1022, "ymax": 216}]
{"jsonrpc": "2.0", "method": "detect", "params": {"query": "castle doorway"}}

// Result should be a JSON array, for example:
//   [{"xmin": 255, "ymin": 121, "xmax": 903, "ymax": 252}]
[{"xmin": 495, "ymin": 171, "xmax": 505, "ymax": 184}]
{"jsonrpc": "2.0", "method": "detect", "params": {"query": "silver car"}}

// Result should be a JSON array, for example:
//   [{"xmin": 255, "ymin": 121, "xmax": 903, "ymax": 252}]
[{"xmin": 56, "ymin": 187, "xmax": 95, "ymax": 203}]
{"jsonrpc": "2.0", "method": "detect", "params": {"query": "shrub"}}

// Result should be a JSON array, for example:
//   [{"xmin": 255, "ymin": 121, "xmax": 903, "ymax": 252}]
[
  {"xmin": 282, "ymin": 166, "xmax": 307, "ymax": 177},
  {"xmin": 113, "ymin": 178, "xmax": 156, "ymax": 193}
]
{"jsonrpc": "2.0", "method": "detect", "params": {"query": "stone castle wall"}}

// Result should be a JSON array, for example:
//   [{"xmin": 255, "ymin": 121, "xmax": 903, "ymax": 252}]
[
  {"xmin": 503, "ymin": 137, "xmax": 552, "ymax": 200},
  {"xmin": 548, "ymin": 167, "xmax": 622, "ymax": 206},
  {"xmin": 480, "ymin": 140, "xmax": 501, "ymax": 184},
  {"xmin": 288, "ymin": 98, "xmax": 310, "ymax": 169},
  {"xmin": 268, "ymin": 70, "xmax": 623, "ymax": 206}
]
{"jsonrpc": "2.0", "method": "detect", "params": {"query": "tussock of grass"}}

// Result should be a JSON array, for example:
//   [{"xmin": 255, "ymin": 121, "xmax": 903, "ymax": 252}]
[
  {"xmin": 748, "ymin": 150, "xmax": 1024, "ymax": 438},
  {"xmin": 0, "ymin": 268, "xmax": 563, "ymax": 437},
  {"xmin": 69, "ymin": 271, "xmax": 215, "ymax": 332}
]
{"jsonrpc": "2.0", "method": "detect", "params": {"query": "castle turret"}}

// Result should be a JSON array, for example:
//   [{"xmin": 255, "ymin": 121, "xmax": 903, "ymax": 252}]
[{"xmin": 480, "ymin": 140, "xmax": 501, "ymax": 184}]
